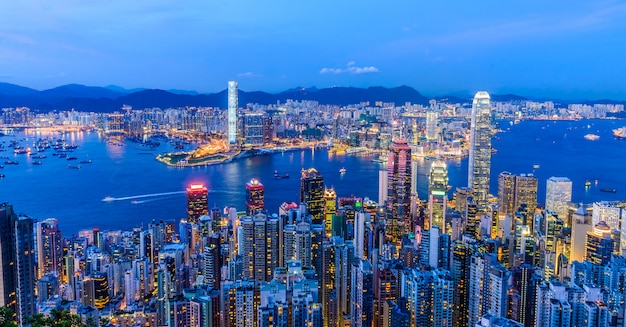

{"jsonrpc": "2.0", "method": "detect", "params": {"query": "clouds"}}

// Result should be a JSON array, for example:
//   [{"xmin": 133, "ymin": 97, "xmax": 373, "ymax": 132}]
[{"xmin": 320, "ymin": 61, "xmax": 380, "ymax": 75}]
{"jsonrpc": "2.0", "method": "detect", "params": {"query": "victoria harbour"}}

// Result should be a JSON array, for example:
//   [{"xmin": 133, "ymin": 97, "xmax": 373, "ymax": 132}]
[{"xmin": 1, "ymin": 118, "xmax": 624, "ymax": 235}]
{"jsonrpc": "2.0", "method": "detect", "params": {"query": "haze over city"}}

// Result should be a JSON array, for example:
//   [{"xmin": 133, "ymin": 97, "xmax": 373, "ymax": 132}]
[{"xmin": 1, "ymin": 1, "xmax": 626, "ymax": 99}]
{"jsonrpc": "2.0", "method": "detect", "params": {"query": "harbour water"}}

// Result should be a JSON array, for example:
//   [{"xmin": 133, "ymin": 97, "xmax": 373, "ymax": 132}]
[{"xmin": 1, "ymin": 119, "xmax": 625, "ymax": 235}]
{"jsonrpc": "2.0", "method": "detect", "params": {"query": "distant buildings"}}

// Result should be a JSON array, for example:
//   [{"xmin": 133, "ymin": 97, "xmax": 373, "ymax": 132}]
[
  {"xmin": 468, "ymin": 91, "xmax": 492, "ymax": 211},
  {"xmin": 228, "ymin": 80, "xmax": 238, "ymax": 145}
]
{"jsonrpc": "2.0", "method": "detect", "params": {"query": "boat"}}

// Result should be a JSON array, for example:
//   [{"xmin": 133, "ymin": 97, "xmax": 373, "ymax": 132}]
[
  {"xmin": 4, "ymin": 160, "xmax": 18, "ymax": 165},
  {"xmin": 0, "ymin": 174, "xmax": 4, "ymax": 178},
  {"xmin": 585, "ymin": 180, "xmax": 591, "ymax": 187},
  {"xmin": 0, "ymin": 165, "xmax": 3, "ymax": 169},
  {"xmin": 32, "ymin": 154, "xmax": 47, "ymax": 159},
  {"xmin": 339, "ymin": 167, "xmax": 346, "ymax": 174},
  {"xmin": 80, "ymin": 160, "xmax": 93, "ymax": 164},
  {"xmin": 533, "ymin": 164, "xmax": 540, "ymax": 169},
  {"xmin": 274, "ymin": 170, "xmax": 290, "ymax": 179},
  {"xmin": 613, "ymin": 127, "xmax": 626, "ymax": 140},
  {"xmin": 600, "ymin": 188, "xmax": 617, "ymax": 193},
  {"xmin": 584, "ymin": 134, "xmax": 600, "ymax": 141},
  {"xmin": 102, "ymin": 196, "xmax": 115, "ymax": 202},
  {"xmin": 68, "ymin": 164, "xmax": 81, "ymax": 169},
  {"xmin": 32, "ymin": 161, "xmax": 42, "ymax": 165},
  {"xmin": 66, "ymin": 157, "xmax": 78, "ymax": 160}
]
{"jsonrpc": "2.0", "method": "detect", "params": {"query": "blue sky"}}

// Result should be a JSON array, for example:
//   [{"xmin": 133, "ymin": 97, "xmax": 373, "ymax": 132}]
[{"xmin": 1, "ymin": 0, "xmax": 625, "ymax": 99}]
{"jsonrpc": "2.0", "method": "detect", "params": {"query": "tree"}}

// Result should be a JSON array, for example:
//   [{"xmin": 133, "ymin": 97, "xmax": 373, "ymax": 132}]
[
  {"xmin": 27, "ymin": 309, "xmax": 89, "ymax": 327},
  {"xmin": 0, "ymin": 307, "xmax": 16, "ymax": 327}
]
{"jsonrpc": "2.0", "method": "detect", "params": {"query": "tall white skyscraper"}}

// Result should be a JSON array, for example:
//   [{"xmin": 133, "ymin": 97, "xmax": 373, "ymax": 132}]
[
  {"xmin": 425, "ymin": 110, "xmax": 439, "ymax": 141},
  {"xmin": 545, "ymin": 177, "xmax": 572, "ymax": 219},
  {"xmin": 228, "ymin": 81, "xmax": 238, "ymax": 145},
  {"xmin": 468, "ymin": 91, "xmax": 492, "ymax": 211}
]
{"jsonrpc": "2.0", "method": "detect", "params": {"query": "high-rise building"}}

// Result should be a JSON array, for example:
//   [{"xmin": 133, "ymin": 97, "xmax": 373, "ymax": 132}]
[
  {"xmin": 545, "ymin": 177, "xmax": 573, "ymax": 219},
  {"xmin": 428, "ymin": 160, "xmax": 448, "ymax": 232},
  {"xmin": 0, "ymin": 203, "xmax": 35, "ymax": 326},
  {"xmin": 585, "ymin": 221, "xmax": 614, "ymax": 265},
  {"xmin": 245, "ymin": 178, "xmax": 264, "ymax": 216},
  {"xmin": 497, "ymin": 172, "xmax": 538, "ymax": 229},
  {"xmin": 301, "ymin": 168, "xmax": 324, "ymax": 225},
  {"xmin": 497, "ymin": 172, "xmax": 516, "ymax": 218},
  {"xmin": 324, "ymin": 187, "xmax": 337, "ymax": 236},
  {"xmin": 228, "ymin": 81, "xmax": 238, "ymax": 145},
  {"xmin": 379, "ymin": 169, "xmax": 388, "ymax": 206},
  {"xmin": 186, "ymin": 184, "xmax": 208, "ymax": 224},
  {"xmin": 35, "ymin": 218, "xmax": 63, "ymax": 280},
  {"xmin": 243, "ymin": 113, "xmax": 264, "ymax": 145},
  {"xmin": 468, "ymin": 91, "xmax": 492, "ymax": 211},
  {"xmin": 426, "ymin": 110, "xmax": 439, "ymax": 142},
  {"xmin": 386, "ymin": 139, "xmax": 412, "ymax": 241},
  {"xmin": 240, "ymin": 213, "xmax": 280, "ymax": 282}
]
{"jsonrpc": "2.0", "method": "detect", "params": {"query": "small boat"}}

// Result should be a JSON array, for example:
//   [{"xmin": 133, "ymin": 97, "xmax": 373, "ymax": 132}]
[
  {"xmin": 32, "ymin": 161, "xmax": 42, "ymax": 165},
  {"xmin": 66, "ymin": 157, "xmax": 78, "ymax": 160},
  {"xmin": 80, "ymin": 160, "xmax": 92, "ymax": 164},
  {"xmin": 0, "ymin": 165, "xmax": 3, "ymax": 169},
  {"xmin": 585, "ymin": 180, "xmax": 591, "ymax": 187},
  {"xmin": 595, "ymin": 179, "xmax": 599, "ymax": 185},
  {"xmin": 584, "ymin": 134, "xmax": 600, "ymax": 141},
  {"xmin": 600, "ymin": 188, "xmax": 617, "ymax": 193},
  {"xmin": 68, "ymin": 164, "xmax": 81, "ymax": 169},
  {"xmin": 533, "ymin": 164, "xmax": 540, "ymax": 169},
  {"xmin": 4, "ymin": 160, "xmax": 18, "ymax": 165},
  {"xmin": 339, "ymin": 167, "xmax": 346, "ymax": 174},
  {"xmin": 274, "ymin": 170, "xmax": 290, "ymax": 179},
  {"xmin": 0, "ymin": 174, "xmax": 4, "ymax": 178}
]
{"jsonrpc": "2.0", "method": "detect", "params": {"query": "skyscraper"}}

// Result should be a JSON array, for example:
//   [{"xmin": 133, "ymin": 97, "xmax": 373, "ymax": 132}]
[
  {"xmin": 386, "ymin": 139, "xmax": 412, "ymax": 241},
  {"xmin": 545, "ymin": 177, "xmax": 573, "ymax": 219},
  {"xmin": 428, "ymin": 159, "xmax": 448, "ymax": 232},
  {"xmin": 0, "ymin": 203, "xmax": 35, "ymax": 326},
  {"xmin": 35, "ymin": 218, "xmax": 63, "ymax": 280},
  {"xmin": 301, "ymin": 168, "xmax": 324, "ymax": 225},
  {"xmin": 186, "ymin": 184, "xmax": 208, "ymax": 224},
  {"xmin": 497, "ymin": 172, "xmax": 538, "ymax": 228},
  {"xmin": 245, "ymin": 178, "xmax": 265, "ymax": 216},
  {"xmin": 324, "ymin": 187, "xmax": 337, "ymax": 236},
  {"xmin": 468, "ymin": 91, "xmax": 492, "ymax": 211},
  {"xmin": 426, "ymin": 110, "xmax": 439, "ymax": 142},
  {"xmin": 228, "ymin": 80, "xmax": 238, "ymax": 145}
]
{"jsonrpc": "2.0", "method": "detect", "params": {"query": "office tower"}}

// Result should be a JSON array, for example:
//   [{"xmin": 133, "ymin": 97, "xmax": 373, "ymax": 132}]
[
  {"xmin": 497, "ymin": 172, "xmax": 538, "ymax": 224},
  {"xmin": 228, "ymin": 81, "xmax": 238, "ymax": 145},
  {"xmin": 351, "ymin": 259, "xmax": 374, "ymax": 327},
  {"xmin": 245, "ymin": 178, "xmax": 265, "ymax": 216},
  {"xmin": 83, "ymin": 272, "xmax": 110, "ymax": 309},
  {"xmin": 378, "ymin": 169, "xmax": 388, "ymax": 206},
  {"xmin": 324, "ymin": 187, "xmax": 337, "ymax": 236},
  {"xmin": 455, "ymin": 187, "xmax": 473, "ymax": 215},
  {"xmin": 570, "ymin": 205, "xmax": 593, "ymax": 263},
  {"xmin": 0, "ymin": 204, "xmax": 35, "ymax": 326},
  {"xmin": 186, "ymin": 184, "xmax": 208, "ymax": 224},
  {"xmin": 585, "ymin": 221, "xmax": 614, "ymax": 265},
  {"xmin": 592, "ymin": 201, "xmax": 623, "ymax": 230},
  {"xmin": 451, "ymin": 238, "xmax": 474, "ymax": 327},
  {"xmin": 300, "ymin": 168, "xmax": 324, "ymax": 224},
  {"xmin": 262, "ymin": 115, "xmax": 274, "ymax": 145},
  {"xmin": 386, "ymin": 139, "xmax": 412, "ymax": 241},
  {"xmin": 428, "ymin": 159, "xmax": 448, "ymax": 232},
  {"xmin": 410, "ymin": 159, "xmax": 418, "ymax": 195},
  {"xmin": 375, "ymin": 268, "xmax": 399, "ymax": 327},
  {"xmin": 221, "ymin": 280, "xmax": 259, "ymax": 327},
  {"xmin": 202, "ymin": 234, "xmax": 221, "ymax": 290},
  {"xmin": 468, "ymin": 91, "xmax": 492, "ymax": 211},
  {"xmin": 36, "ymin": 218, "xmax": 63, "ymax": 280},
  {"xmin": 240, "ymin": 214, "xmax": 279, "ymax": 282},
  {"xmin": 545, "ymin": 177, "xmax": 573, "ymax": 219},
  {"xmin": 509, "ymin": 264, "xmax": 540, "ymax": 327},
  {"xmin": 426, "ymin": 110, "xmax": 439, "ymax": 142},
  {"xmin": 322, "ymin": 237, "xmax": 354, "ymax": 327},
  {"xmin": 465, "ymin": 197, "xmax": 480, "ymax": 238}
]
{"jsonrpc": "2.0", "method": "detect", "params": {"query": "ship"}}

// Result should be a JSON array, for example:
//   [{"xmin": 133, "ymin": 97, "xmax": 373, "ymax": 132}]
[
  {"xmin": 32, "ymin": 161, "xmax": 42, "ymax": 165},
  {"xmin": 4, "ymin": 160, "xmax": 18, "ymax": 165},
  {"xmin": 274, "ymin": 170, "xmax": 290, "ymax": 179},
  {"xmin": 585, "ymin": 180, "xmax": 591, "ymax": 187},
  {"xmin": 80, "ymin": 160, "xmax": 93, "ymax": 164},
  {"xmin": 68, "ymin": 164, "xmax": 81, "ymax": 169},
  {"xmin": 102, "ymin": 196, "xmax": 115, "ymax": 202},
  {"xmin": 339, "ymin": 167, "xmax": 346, "ymax": 174},
  {"xmin": 584, "ymin": 134, "xmax": 600, "ymax": 141},
  {"xmin": 0, "ymin": 174, "xmax": 4, "ymax": 178},
  {"xmin": 66, "ymin": 156, "xmax": 78, "ymax": 160},
  {"xmin": 613, "ymin": 127, "xmax": 626, "ymax": 140},
  {"xmin": 600, "ymin": 188, "xmax": 617, "ymax": 193}
]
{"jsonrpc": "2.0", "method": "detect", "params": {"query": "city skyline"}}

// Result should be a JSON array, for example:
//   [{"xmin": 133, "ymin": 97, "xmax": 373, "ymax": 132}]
[{"xmin": 1, "ymin": 1, "xmax": 626, "ymax": 99}]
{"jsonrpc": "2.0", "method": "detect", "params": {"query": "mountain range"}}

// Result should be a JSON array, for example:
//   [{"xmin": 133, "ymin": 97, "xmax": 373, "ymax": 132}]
[{"xmin": 0, "ymin": 82, "xmax": 620, "ymax": 112}]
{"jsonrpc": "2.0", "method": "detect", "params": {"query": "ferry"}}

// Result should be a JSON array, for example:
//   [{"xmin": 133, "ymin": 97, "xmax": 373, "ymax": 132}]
[
  {"xmin": 584, "ymin": 134, "xmax": 600, "ymax": 141},
  {"xmin": 613, "ymin": 127, "xmax": 626, "ymax": 140},
  {"xmin": 339, "ymin": 167, "xmax": 346, "ymax": 174}
]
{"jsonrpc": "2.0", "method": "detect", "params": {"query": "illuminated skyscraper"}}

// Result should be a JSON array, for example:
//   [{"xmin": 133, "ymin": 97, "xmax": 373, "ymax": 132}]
[
  {"xmin": 301, "ymin": 168, "xmax": 324, "ymax": 225},
  {"xmin": 245, "ymin": 179, "xmax": 265, "ymax": 216},
  {"xmin": 36, "ymin": 218, "xmax": 63, "ymax": 280},
  {"xmin": 228, "ymin": 81, "xmax": 238, "ymax": 145},
  {"xmin": 497, "ymin": 172, "xmax": 538, "ymax": 229},
  {"xmin": 386, "ymin": 139, "xmax": 412, "ymax": 241},
  {"xmin": 0, "ymin": 203, "xmax": 35, "ymax": 326},
  {"xmin": 585, "ymin": 221, "xmax": 614, "ymax": 265},
  {"xmin": 545, "ymin": 177, "xmax": 573, "ymax": 220},
  {"xmin": 324, "ymin": 187, "xmax": 337, "ymax": 236},
  {"xmin": 468, "ymin": 91, "xmax": 492, "ymax": 211},
  {"xmin": 186, "ymin": 184, "xmax": 208, "ymax": 224},
  {"xmin": 428, "ymin": 159, "xmax": 448, "ymax": 232},
  {"xmin": 426, "ymin": 110, "xmax": 439, "ymax": 142}
]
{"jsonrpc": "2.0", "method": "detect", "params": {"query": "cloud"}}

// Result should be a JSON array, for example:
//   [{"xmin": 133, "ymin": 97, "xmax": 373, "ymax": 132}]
[
  {"xmin": 320, "ymin": 62, "xmax": 379, "ymax": 75},
  {"xmin": 237, "ymin": 72, "xmax": 260, "ymax": 78}
]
